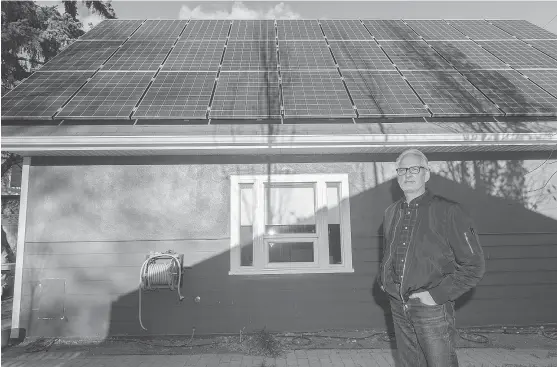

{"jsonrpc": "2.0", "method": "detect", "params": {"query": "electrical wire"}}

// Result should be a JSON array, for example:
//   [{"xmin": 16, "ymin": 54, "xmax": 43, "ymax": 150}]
[{"xmin": 139, "ymin": 253, "xmax": 184, "ymax": 331}]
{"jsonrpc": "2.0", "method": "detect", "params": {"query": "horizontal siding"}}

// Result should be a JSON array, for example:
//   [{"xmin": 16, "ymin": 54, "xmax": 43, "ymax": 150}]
[{"xmin": 19, "ymin": 159, "xmax": 557, "ymax": 337}]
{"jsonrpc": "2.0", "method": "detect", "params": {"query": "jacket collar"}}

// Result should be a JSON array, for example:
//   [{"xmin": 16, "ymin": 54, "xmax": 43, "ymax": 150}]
[{"xmin": 401, "ymin": 188, "xmax": 433, "ymax": 209}]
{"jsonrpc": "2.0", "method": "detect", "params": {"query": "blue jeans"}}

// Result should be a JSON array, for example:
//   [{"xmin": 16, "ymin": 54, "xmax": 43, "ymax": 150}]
[{"xmin": 390, "ymin": 297, "xmax": 459, "ymax": 367}]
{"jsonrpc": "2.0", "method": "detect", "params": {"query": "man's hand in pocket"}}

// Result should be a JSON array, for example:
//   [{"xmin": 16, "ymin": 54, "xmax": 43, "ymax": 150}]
[{"xmin": 409, "ymin": 291, "xmax": 438, "ymax": 306}]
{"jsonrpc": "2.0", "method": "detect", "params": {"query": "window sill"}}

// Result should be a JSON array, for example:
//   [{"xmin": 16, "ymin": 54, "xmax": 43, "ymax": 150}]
[{"xmin": 229, "ymin": 267, "xmax": 354, "ymax": 275}]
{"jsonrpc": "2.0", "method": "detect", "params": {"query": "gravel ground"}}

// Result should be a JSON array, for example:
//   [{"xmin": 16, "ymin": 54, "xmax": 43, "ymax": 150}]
[{"xmin": 2, "ymin": 327, "xmax": 556, "ymax": 358}]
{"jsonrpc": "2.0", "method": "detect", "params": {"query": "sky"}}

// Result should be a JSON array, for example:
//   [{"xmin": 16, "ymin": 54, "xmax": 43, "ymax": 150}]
[{"xmin": 53, "ymin": 1, "xmax": 557, "ymax": 34}]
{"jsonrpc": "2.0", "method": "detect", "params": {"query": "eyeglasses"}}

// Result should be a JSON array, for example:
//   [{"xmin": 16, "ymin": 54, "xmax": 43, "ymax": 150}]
[{"xmin": 396, "ymin": 166, "xmax": 427, "ymax": 176}]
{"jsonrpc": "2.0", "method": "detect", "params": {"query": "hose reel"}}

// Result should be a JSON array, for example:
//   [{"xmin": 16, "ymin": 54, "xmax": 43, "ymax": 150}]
[{"xmin": 139, "ymin": 250, "xmax": 185, "ymax": 331}]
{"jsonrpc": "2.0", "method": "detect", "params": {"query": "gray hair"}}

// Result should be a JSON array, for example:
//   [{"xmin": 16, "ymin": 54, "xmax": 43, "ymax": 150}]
[{"xmin": 395, "ymin": 149, "xmax": 429, "ymax": 168}]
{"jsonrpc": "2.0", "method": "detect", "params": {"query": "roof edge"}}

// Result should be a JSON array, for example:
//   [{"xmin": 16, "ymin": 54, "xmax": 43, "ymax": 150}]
[{"xmin": 2, "ymin": 132, "xmax": 556, "ymax": 156}]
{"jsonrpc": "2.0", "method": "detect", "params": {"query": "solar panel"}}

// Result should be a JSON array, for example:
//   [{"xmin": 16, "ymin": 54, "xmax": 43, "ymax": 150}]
[
  {"xmin": 403, "ymin": 70, "xmax": 502, "ymax": 116},
  {"xmin": 361, "ymin": 20, "xmax": 420, "ymax": 41},
  {"xmin": 379, "ymin": 41, "xmax": 453, "ymax": 70},
  {"xmin": 488, "ymin": 20, "xmax": 557, "ymax": 40},
  {"xmin": 521, "ymin": 70, "xmax": 557, "ymax": 97},
  {"xmin": 404, "ymin": 20, "xmax": 467, "ymax": 40},
  {"xmin": 134, "ymin": 72, "xmax": 214, "ymax": 119},
  {"xmin": 1, "ymin": 71, "xmax": 91, "ymax": 119},
  {"xmin": 462, "ymin": 69, "xmax": 557, "ymax": 115},
  {"xmin": 181, "ymin": 20, "xmax": 231, "ymax": 40},
  {"xmin": 279, "ymin": 41, "xmax": 336, "ymax": 70},
  {"xmin": 221, "ymin": 41, "xmax": 278, "ymax": 71},
  {"xmin": 57, "ymin": 71, "xmax": 153, "ymax": 119},
  {"xmin": 281, "ymin": 70, "xmax": 355, "ymax": 117},
  {"xmin": 229, "ymin": 20, "xmax": 276, "ymax": 40},
  {"xmin": 40, "ymin": 41, "xmax": 122, "ymax": 71},
  {"xmin": 130, "ymin": 19, "xmax": 188, "ymax": 40},
  {"xmin": 277, "ymin": 20, "xmax": 323, "ymax": 40},
  {"xmin": 527, "ymin": 40, "xmax": 557, "ymax": 60},
  {"xmin": 429, "ymin": 41, "xmax": 509, "ymax": 70},
  {"xmin": 162, "ymin": 41, "xmax": 224, "ymax": 72},
  {"xmin": 477, "ymin": 40, "xmax": 557, "ymax": 69},
  {"xmin": 210, "ymin": 72, "xmax": 281, "ymax": 118},
  {"xmin": 102, "ymin": 41, "xmax": 174, "ymax": 71},
  {"xmin": 343, "ymin": 70, "xmax": 428, "ymax": 116},
  {"xmin": 81, "ymin": 20, "xmax": 143, "ymax": 40},
  {"xmin": 329, "ymin": 41, "xmax": 395, "ymax": 70},
  {"xmin": 446, "ymin": 20, "xmax": 514, "ymax": 40},
  {"xmin": 320, "ymin": 20, "xmax": 372, "ymax": 40}
]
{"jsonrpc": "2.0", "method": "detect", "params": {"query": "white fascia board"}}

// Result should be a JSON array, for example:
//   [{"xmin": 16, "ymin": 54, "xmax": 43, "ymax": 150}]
[{"xmin": 2, "ymin": 132, "xmax": 556, "ymax": 155}]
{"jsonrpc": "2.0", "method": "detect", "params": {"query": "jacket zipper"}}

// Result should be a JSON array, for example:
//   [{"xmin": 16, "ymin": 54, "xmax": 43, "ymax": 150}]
[
  {"xmin": 383, "ymin": 210, "xmax": 402, "ymax": 290},
  {"xmin": 464, "ymin": 232, "xmax": 474, "ymax": 254},
  {"xmin": 399, "ymin": 214, "xmax": 418, "ymax": 305}
]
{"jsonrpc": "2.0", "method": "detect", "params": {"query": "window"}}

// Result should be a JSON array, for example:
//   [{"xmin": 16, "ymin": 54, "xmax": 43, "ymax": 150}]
[{"xmin": 230, "ymin": 174, "xmax": 353, "ymax": 274}]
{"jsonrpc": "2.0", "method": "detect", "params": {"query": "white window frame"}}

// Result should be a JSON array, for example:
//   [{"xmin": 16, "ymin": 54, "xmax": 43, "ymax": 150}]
[{"xmin": 230, "ymin": 174, "xmax": 354, "ymax": 275}]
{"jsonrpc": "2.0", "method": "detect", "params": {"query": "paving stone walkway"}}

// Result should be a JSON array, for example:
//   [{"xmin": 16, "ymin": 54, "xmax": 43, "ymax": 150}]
[{"xmin": 2, "ymin": 348, "xmax": 557, "ymax": 367}]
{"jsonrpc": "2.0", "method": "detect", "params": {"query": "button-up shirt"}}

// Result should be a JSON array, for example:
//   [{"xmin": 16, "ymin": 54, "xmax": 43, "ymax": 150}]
[{"xmin": 391, "ymin": 191, "xmax": 427, "ymax": 283}]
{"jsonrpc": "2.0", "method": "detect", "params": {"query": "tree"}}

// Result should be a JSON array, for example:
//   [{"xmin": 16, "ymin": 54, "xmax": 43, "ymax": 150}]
[
  {"xmin": 1, "ymin": 0, "xmax": 115, "ymax": 91},
  {"xmin": 63, "ymin": 0, "xmax": 116, "ymax": 20}
]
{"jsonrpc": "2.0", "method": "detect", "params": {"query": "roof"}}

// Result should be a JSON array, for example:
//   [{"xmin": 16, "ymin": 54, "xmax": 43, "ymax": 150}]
[{"xmin": 2, "ymin": 19, "xmax": 557, "ymax": 156}]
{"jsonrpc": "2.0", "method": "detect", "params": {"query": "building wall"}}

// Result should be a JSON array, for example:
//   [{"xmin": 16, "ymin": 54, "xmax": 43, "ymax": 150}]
[{"xmin": 18, "ymin": 155, "xmax": 557, "ymax": 337}]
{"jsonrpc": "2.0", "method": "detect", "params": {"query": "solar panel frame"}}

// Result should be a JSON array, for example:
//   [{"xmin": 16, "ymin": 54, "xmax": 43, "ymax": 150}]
[
  {"xmin": 520, "ymin": 70, "xmax": 557, "ymax": 97},
  {"xmin": 446, "ymin": 20, "xmax": 514, "ymax": 40},
  {"xmin": 1, "ymin": 71, "xmax": 92, "ymax": 119},
  {"xmin": 429, "ymin": 41, "xmax": 509, "ymax": 70},
  {"xmin": 477, "ymin": 40, "xmax": 557, "ymax": 69},
  {"xmin": 130, "ymin": 19, "xmax": 188, "ymax": 40},
  {"xmin": 403, "ymin": 70, "xmax": 502, "ymax": 116},
  {"xmin": 462, "ymin": 69, "xmax": 557, "ymax": 116},
  {"xmin": 361, "ymin": 20, "xmax": 421, "ymax": 41},
  {"xmin": 320, "ymin": 20, "xmax": 373, "ymax": 40},
  {"xmin": 277, "ymin": 20, "xmax": 324, "ymax": 40},
  {"xmin": 488, "ymin": 20, "xmax": 557, "ymax": 40},
  {"xmin": 279, "ymin": 41, "xmax": 336, "ymax": 70},
  {"xmin": 162, "ymin": 41, "xmax": 225, "ymax": 72},
  {"xmin": 379, "ymin": 40, "xmax": 454, "ymax": 70},
  {"xmin": 180, "ymin": 20, "xmax": 231, "ymax": 40},
  {"xmin": 210, "ymin": 71, "xmax": 281, "ymax": 118},
  {"xmin": 57, "ymin": 71, "xmax": 154, "ymax": 119},
  {"xmin": 281, "ymin": 70, "xmax": 355, "ymax": 117},
  {"xmin": 526, "ymin": 40, "xmax": 557, "ymax": 60},
  {"xmin": 229, "ymin": 20, "xmax": 276, "ymax": 40},
  {"xmin": 133, "ymin": 71, "xmax": 215, "ymax": 119},
  {"xmin": 404, "ymin": 20, "xmax": 468, "ymax": 40},
  {"xmin": 329, "ymin": 41, "xmax": 395, "ymax": 70},
  {"xmin": 40, "ymin": 41, "xmax": 122, "ymax": 71},
  {"xmin": 343, "ymin": 70, "xmax": 429, "ymax": 116},
  {"xmin": 101, "ymin": 41, "xmax": 175, "ymax": 71},
  {"xmin": 80, "ymin": 20, "xmax": 144, "ymax": 40},
  {"xmin": 221, "ymin": 41, "xmax": 278, "ymax": 71}
]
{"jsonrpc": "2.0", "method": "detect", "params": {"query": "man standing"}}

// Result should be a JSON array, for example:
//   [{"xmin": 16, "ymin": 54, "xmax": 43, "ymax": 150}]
[{"xmin": 378, "ymin": 149, "xmax": 485, "ymax": 367}]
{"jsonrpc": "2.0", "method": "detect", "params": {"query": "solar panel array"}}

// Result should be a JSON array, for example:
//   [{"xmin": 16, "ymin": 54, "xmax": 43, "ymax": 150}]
[
  {"xmin": 134, "ymin": 72, "xmax": 215, "ymax": 118},
  {"xmin": 446, "ymin": 20, "xmax": 514, "ymax": 40},
  {"xmin": 211, "ymin": 72, "xmax": 281, "ymax": 118},
  {"xmin": 3, "ymin": 18, "xmax": 557, "ymax": 121},
  {"xmin": 222, "ymin": 41, "xmax": 278, "ymax": 71},
  {"xmin": 129, "ymin": 19, "xmax": 188, "ymax": 40},
  {"xmin": 320, "ymin": 20, "xmax": 372, "ymax": 40},
  {"xmin": 527, "ymin": 40, "xmax": 557, "ymax": 59},
  {"xmin": 489, "ymin": 20, "xmax": 557, "ymax": 40},
  {"xmin": 405, "ymin": 20, "xmax": 468, "ymax": 40},
  {"xmin": 477, "ymin": 40, "xmax": 557, "ymax": 69},
  {"xmin": 230, "ymin": 20, "xmax": 276, "ymax": 40},
  {"xmin": 40, "ymin": 41, "xmax": 122, "ymax": 71},
  {"xmin": 57, "ymin": 72, "xmax": 154, "ymax": 119}
]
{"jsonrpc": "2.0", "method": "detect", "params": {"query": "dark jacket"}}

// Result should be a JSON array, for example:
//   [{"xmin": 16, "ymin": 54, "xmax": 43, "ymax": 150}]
[{"xmin": 378, "ymin": 189, "xmax": 486, "ymax": 305}]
